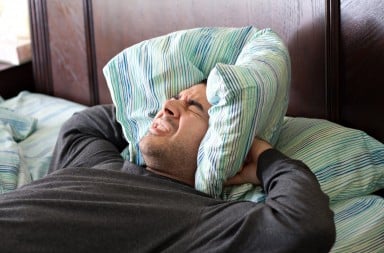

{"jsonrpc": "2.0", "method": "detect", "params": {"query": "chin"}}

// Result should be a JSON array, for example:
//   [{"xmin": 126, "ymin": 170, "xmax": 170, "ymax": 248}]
[{"xmin": 139, "ymin": 136, "xmax": 167, "ymax": 160}]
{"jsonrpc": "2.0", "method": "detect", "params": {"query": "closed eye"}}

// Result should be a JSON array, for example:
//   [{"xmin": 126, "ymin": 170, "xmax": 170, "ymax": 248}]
[
  {"xmin": 171, "ymin": 94, "xmax": 204, "ymax": 113},
  {"xmin": 187, "ymin": 99, "xmax": 204, "ymax": 113}
]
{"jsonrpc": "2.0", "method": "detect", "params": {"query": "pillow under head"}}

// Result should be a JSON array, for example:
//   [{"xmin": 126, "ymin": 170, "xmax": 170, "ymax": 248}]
[
  {"xmin": 223, "ymin": 117, "xmax": 384, "ymax": 203},
  {"xmin": 276, "ymin": 117, "xmax": 384, "ymax": 203}
]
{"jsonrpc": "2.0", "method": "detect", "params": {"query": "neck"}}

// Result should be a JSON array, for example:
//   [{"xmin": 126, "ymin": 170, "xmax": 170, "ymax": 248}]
[{"xmin": 146, "ymin": 166, "xmax": 194, "ymax": 186}]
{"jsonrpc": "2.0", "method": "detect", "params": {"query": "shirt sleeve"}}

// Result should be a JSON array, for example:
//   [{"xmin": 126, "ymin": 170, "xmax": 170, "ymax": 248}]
[
  {"xmin": 251, "ymin": 148, "xmax": 336, "ymax": 252},
  {"xmin": 49, "ymin": 104, "xmax": 128, "ymax": 172}
]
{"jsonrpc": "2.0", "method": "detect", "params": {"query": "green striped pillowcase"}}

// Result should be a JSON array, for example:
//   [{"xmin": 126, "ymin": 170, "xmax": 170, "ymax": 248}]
[
  {"xmin": 330, "ymin": 195, "xmax": 384, "ymax": 252},
  {"xmin": 222, "ymin": 117, "xmax": 384, "ymax": 202},
  {"xmin": 197, "ymin": 29, "xmax": 290, "ymax": 198},
  {"xmin": 276, "ymin": 117, "xmax": 384, "ymax": 203}
]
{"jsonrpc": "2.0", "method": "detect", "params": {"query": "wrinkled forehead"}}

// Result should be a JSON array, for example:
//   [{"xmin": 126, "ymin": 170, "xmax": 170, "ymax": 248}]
[{"xmin": 179, "ymin": 83, "xmax": 211, "ymax": 111}]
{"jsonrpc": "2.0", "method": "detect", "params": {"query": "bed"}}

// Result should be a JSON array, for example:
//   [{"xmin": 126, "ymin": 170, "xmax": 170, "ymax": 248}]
[{"xmin": 0, "ymin": 0, "xmax": 383, "ymax": 252}]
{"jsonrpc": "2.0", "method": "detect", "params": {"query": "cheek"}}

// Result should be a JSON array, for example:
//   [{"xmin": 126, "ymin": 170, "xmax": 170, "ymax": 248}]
[
  {"xmin": 189, "ymin": 122, "xmax": 209, "ymax": 145},
  {"xmin": 178, "ymin": 115, "xmax": 209, "ymax": 147}
]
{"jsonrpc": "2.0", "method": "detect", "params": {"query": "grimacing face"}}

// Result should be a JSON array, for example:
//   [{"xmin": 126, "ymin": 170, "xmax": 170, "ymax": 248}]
[{"xmin": 139, "ymin": 83, "xmax": 211, "ymax": 186}]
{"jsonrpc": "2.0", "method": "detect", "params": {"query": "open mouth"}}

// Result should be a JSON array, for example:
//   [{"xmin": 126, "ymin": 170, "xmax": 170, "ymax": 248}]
[
  {"xmin": 149, "ymin": 118, "xmax": 172, "ymax": 135},
  {"xmin": 152, "ymin": 122, "xmax": 168, "ymax": 131}
]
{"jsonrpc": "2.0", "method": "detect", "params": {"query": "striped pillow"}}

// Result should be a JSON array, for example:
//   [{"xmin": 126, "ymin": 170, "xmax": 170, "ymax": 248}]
[
  {"xmin": 104, "ymin": 27, "xmax": 253, "ymax": 165},
  {"xmin": 276, "ymin": 117, "xmax": 384, "ymax": 203},
  {"xmin": 104, "ymin": 27, "xmax": 291, "ymax": 198},
  {"xmin": 330, "ymin": 195, "xmax": 384, "ymax": 252},
  {"xmin": 196, "ymin": 29, "xmax": 291, "ymax": 198}
]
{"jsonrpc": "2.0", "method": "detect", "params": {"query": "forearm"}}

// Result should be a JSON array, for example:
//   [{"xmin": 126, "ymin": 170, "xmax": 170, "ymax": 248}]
[
  {"xmin": 255, "ymin": 149, "xmax": 336, "ymax": 252},
  {"xmin": 49, "ymin": 105, "xmax": 128, "ymax": 172}
]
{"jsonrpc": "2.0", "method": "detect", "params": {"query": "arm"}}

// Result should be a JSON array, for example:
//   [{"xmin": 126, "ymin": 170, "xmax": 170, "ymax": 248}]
[
  {"xmin": 49, "ymin": 104, "xmax": 128, "ymax": 172},
  {"xmin": 255, "ymin": 149, "xmax": 335, "ymax": 252},
  {"xmin": 226, "ymin": 139, "xmax": 336, "ymax": 252}
]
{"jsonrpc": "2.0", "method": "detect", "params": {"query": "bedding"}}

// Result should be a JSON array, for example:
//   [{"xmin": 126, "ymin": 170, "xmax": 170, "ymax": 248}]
[
  {"xmin": 0, "ymin": 107, "xmax": 37, "ymax": 192},
  {"xmin": 277, "ymin": 117, "xmax": 384, "ymax": 203},
  {"xmin": 330, "ymin": 195, "xmax": 384, "ymax": 252},
  {"xmin": 0, "ymin": 91, "xmax": 87, "ymax": 193}
]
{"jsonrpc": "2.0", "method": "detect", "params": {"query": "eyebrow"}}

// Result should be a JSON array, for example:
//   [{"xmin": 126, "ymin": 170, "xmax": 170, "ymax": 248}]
[
  {"xmin": 172, "ymin": 94, "xmax": 205, "ymax": 114},
  {"xmin": 187, "ymin": 99, "xmax": 205, "ymax": 113}
]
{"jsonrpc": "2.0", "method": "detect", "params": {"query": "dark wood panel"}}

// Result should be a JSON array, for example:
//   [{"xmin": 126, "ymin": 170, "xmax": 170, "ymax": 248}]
[
  {"xmin": 92, "ymin": 0, "xmax": 327, "ymax": 116},
  {"xmin": 29, "ymin": 0, "xmax": 53, "ymax": 95},
  {"xmin": 45, "ymin": 0, "xmax": 92, "ymax": 105},
  {"xmin": 326, "ymin": 0, "xmax": 341, "ymax": 122},
  {"xmin": 340, "ymin": 0, "xmax": 384, "ymax": 142}
]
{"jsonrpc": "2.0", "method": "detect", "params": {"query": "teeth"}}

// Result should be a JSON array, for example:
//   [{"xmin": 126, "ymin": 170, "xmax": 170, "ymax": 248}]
[
  {"xmin": 152, "ymin": 120, "xmax": 168, "ymax": 132},
  {"xmin": 157, "ymin": 124, "xmax": 166, "ymax": 131}
]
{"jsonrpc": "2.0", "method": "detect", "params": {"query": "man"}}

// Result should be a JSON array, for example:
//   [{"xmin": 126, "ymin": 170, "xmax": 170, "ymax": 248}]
[{"xmin": 0, "ymin": 83, "xmax": 336, "ymax": 252}]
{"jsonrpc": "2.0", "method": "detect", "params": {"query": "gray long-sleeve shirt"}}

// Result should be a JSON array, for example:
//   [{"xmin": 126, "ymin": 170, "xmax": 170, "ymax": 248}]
[{"xmin": 0, "ymin": 105, "xmax": 335, "ymax": 252}]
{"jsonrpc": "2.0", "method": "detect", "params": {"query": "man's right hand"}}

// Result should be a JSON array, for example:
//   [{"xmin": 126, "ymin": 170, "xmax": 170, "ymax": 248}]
[{"xmin": 224, "ymin": 138, "xmax": 272, "ymax": 186}]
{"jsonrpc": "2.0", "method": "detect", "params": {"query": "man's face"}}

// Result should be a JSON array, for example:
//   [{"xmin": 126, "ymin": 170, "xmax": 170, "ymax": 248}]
[{"xmin": 139, "ymin": 83, "xmax": 211, "ymax": 185}]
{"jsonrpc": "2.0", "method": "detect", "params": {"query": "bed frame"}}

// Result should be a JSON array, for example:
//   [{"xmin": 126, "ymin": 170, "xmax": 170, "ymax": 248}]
[{"xmin": 28, "ymin": 0, "xmax": 384, "ymax": 143}]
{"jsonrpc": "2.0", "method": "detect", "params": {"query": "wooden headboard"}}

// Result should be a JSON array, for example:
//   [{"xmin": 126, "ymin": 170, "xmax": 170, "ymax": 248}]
[{"xmin": 28, "ymin": 0, "xmax": 384, "ymax": 143}]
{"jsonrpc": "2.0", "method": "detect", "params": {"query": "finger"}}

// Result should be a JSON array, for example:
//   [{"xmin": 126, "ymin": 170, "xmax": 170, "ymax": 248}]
[{"xmin": 224, "ymin": 174, "xmax": 245, "ymax": 186}]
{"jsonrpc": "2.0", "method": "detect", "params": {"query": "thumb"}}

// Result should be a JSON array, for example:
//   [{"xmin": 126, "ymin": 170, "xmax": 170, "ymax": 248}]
[
  {"xmin": 224, "ymin": 173, "xmax": 246, "ymax": 186},
  {"xmin": 224, "ymin": 162, "xmax": 260, "ymax": 186}
]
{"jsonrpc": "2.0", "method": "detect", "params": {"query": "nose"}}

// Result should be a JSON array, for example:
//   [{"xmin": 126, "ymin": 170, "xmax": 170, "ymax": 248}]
[{"xmin": 162, "ymin": 99, "xmax": 184, "ymax": 118}]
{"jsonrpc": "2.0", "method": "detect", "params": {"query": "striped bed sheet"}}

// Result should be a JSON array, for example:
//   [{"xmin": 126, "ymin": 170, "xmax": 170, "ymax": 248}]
[{"xmin": 0, "ymin": 91, "xmax": 87, "ymax": 191}]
